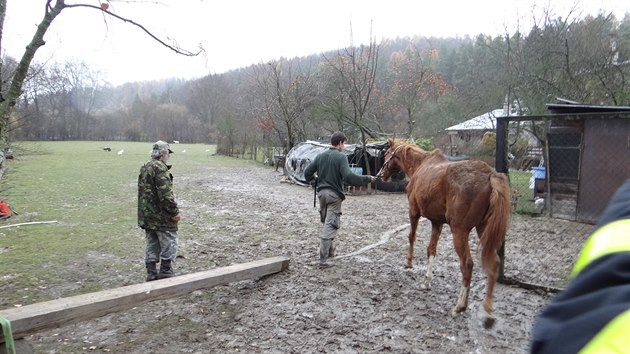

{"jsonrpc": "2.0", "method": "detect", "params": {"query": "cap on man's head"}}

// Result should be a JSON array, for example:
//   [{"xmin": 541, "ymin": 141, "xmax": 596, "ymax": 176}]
[{"xmin": 153, "ymin": 140, "xmax": 174, "ymax": 154}]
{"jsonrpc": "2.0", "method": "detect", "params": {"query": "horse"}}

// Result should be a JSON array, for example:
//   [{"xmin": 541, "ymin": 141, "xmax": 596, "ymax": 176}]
[{"xmin": 377, "ymin": 138, "xmax": 511, "ymax": 329}]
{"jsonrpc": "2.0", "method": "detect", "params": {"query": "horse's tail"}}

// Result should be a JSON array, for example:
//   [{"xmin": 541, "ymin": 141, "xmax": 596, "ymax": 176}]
[{"xmin": 480, "ymin": 173, "xmax": 511, "ymax": 274}]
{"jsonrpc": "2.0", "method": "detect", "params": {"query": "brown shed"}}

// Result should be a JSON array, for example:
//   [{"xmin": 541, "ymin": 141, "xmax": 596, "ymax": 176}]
[{"xmin": 543, "ymin": 103, "xmax": 630, "ymax": 223}]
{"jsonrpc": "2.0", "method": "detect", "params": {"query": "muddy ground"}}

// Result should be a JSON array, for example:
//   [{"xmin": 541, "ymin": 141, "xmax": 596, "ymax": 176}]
[{"xmin": 26, "ymin": 163, "xmax": 589, "ymax": 354}]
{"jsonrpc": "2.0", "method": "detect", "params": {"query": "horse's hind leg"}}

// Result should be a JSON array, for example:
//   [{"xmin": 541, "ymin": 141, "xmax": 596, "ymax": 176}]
[
  {"xmin": 404, "ymin": 213, "xmax": 421, "ymax": 269},
  {"xmin": 476, "ymin": 224, "xmax": 499, "ymax": 329},
  {"xmin": 482, "ymin": 268, "xmax": 498, "ymax": 329},
  {"xmin": 450, "ymin": 228, "xmax": 473, "ymax": 317},
  {"xmin": 420, "ymin": 221, "xmax": 443, "ymax": 290}
]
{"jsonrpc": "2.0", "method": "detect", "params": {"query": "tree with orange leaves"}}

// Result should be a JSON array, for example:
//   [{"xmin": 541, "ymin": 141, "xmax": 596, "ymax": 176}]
[{"xmin": 388, "ymin": 44, "xmax": 450, "ymax": 139}]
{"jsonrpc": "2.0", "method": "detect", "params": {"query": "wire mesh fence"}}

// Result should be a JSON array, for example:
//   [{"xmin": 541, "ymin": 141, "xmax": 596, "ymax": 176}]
[{"xmin": 492, "ymin": 112, "xmax": 630, "ymax": 289}]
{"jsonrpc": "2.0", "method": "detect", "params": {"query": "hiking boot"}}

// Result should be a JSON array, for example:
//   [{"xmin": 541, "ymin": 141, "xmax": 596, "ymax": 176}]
[
  {"xmin": 145, "ymin": 262, "xmax": 158, "ymax": 282},
  {"xmin": 318, "ymin": 260, "xmax": 335, "ymax": 269},
  {"xmin": 157, "ymin": 259, "xmax": 175, "ymax": 279}
]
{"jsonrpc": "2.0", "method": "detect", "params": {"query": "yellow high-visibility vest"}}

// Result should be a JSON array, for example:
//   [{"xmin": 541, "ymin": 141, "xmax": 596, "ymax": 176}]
[{"xmin": 571, "ymin": 219, "xmax": 630, "ymax": 353}]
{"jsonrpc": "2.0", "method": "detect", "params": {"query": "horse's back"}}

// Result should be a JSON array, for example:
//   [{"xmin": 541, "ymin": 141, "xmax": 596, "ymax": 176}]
[
  {"xmin": 407, "ymin": 157, "xmax": 501, "ymax": 226},
  {"xmin": 411, "ymin": 157, "xmax": 495, "ymax": 193},
  {"xmin": 447, "ymin": 159, "xmax": 497, "ymax": 189}
]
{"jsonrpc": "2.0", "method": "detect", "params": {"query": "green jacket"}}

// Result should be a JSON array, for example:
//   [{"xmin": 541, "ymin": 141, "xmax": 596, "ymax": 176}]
[
  {"xmin": 304, "ymin": 147, "xmax": 371, "ymax": 200},
  {"xmin": 137, "ymin": 159, "xmax": 179, "ymax": 231}
]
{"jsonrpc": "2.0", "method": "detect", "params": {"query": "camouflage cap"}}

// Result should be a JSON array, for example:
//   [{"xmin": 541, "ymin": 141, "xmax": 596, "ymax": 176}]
[{"xmin": 153, "ymin": 140, "xmax": 174, "ymax": 154}]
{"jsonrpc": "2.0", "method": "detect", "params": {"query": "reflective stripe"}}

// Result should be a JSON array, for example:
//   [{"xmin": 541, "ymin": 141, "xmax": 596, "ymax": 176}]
[
  {"xmin": 0, "ymin": 315, "xmax": 15, "ymax": 354},
  {"xmin": 579, "ymin": 309, "xmax": 630, "ymax": 353},
  {"xmin": 572, "ymin": 219, "xmax": 630, "ymax": 277}
]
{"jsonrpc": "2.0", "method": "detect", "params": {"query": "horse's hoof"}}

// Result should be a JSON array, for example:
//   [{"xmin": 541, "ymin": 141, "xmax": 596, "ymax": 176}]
[
  {"xmin": 403, "ymin": 262, "xmax": 413, "ymax": 269},
  {"xmin": 450, "ymin": 305, "xmax": 466, "ymax": 317},
  {"xmin": 482, "ymin": 315, "xmax": 496, "ymax": 330}
]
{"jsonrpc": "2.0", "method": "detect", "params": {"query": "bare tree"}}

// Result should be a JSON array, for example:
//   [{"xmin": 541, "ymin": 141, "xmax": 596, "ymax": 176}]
[
  {"xmin": 0, "ymin": 0, "xmax": 202, "ymax": 148},
  {"xmin": 388, "ymin": 43, "xmax": 449, "ymax": 139},
  {"xmin": 251, "ymin": 58, "xmax": 316, "ymax": 151},
  {"xmin": 185, "ymin": 74, "xmax": 232, "ymax": 143},
  {"xmin": 60, "ymin": 61, "xmax": 104, "ymax": 139},
  {"xmin": 152, "ymin": 103, "xmax": 185, "ymax": 141},
  {"xmin": 513, "ymin": 8, "xmax": 630, "ymax": 109},
  {"xmin": 323, "ymin": 35, "xmax": 380, "ymax": 173}
]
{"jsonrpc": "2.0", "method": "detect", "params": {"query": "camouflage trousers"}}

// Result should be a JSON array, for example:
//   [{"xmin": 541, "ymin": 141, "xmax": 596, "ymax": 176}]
[
  {"xmin": 144, "ymin": 230, "xmax": 178, "ymax": 263},
  {"xmin": 317, "ymin": 189, "xmax": 342, "ymax": 263}
]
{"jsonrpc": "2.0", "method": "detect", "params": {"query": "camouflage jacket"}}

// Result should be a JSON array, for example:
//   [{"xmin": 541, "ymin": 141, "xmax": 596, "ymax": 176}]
[{"xmin": 137, "ymin": 159, "xmax": 179, "ymax": 231}]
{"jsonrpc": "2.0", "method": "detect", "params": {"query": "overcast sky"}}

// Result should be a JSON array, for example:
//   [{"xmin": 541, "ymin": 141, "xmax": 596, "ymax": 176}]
[{"xmin": 3, "ymin": 0, "xmax": 630, "ymax": 85}]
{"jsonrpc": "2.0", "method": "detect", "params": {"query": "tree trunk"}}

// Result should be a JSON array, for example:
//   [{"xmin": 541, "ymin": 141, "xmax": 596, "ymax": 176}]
[{"xmin": 0, "ymin": 0, "xmax": 66, "ymax": 148}]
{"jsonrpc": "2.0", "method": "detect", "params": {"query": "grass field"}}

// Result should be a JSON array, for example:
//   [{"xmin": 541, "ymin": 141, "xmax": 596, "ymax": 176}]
[
  {"xmin": 0, "ymin": 141, "xmax": 260, "ymax": 305},
  {"xmin": 0, "ymin": 142, "xmax": 542, "ymax": 307},
  {"xmin": 509, "ymin": 169, "xmax": 543, "ymax": 215}
]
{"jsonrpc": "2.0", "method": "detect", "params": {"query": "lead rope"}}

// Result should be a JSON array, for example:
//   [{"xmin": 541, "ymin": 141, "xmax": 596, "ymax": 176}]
[{"xmin": 0, "ymin": 316, "xmax": 15, "ymax": 354}]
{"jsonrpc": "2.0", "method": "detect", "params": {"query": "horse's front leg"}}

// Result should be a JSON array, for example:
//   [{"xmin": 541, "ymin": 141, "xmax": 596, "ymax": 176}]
[{"xmin": 421, "ymin": 221, "xmax": 443, "ymax": 290}]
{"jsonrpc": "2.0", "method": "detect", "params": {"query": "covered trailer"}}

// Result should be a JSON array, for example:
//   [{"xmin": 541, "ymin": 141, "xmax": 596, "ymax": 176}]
[{"xmin": 283, "ymin": 140, "xmax": 406, "ymax": 192}]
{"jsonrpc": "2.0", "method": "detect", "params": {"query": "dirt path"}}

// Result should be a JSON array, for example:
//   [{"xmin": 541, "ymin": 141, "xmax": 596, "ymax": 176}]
[{"xmin": 29, "ymin": 164, "xmax": 553, "ymax": 353}]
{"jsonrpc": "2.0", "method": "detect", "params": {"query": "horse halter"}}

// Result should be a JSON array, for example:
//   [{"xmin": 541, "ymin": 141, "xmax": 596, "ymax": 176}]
[{"xmin": 376, "ymin": 144, "xmax": 404, "ymax": 178}]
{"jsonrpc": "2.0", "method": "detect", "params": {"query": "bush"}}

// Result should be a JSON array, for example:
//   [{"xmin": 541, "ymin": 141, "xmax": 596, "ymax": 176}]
[
  {"xmin": 414, "ymin": 137, "xmax": 434, "ymax": 151},
  {"xmin": 476, "ymin": 131, "xmax": 496, "ymax": 156}
]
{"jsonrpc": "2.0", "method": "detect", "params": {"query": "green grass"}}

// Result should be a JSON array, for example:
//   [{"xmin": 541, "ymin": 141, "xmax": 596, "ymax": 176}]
[
  {"xmin": 509, "ymin": 169, "xmax": 542, "ymax": 215},
  {"xmin": 0, "ymin": 141, "xmax": 264, "ymax": 306}
]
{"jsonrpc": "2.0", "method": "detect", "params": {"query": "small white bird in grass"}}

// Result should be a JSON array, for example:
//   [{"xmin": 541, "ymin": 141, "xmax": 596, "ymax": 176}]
[
  {"xmin": 534, "ymin": 197, "xmax": 544, "ymax": 208},
  {"xmin": 117, "ymin": 149, "xmax": 124, "ymax": 155},
  {"xmin": 181, "ymin": 149, "xmax": 186, "ymax": 153}
]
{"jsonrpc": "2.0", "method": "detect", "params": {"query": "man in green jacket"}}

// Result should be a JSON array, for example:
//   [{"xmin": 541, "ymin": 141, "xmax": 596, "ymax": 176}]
[
  {"xmin": 530, "ymin": 178, "xmax": 630, "ymax": 353},
  {"xmin": 304, "ymin": 132, "xmax": 376, "ymax": 268},
  {"xmin": 138, "ymin": 140, "xmax": 181, "ymax": 281}
]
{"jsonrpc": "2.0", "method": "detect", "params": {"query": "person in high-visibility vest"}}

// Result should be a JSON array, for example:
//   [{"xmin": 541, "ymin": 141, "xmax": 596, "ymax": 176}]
[{"xmin": 530, "ymin": 179, "xmax": 630, "ymax": 353}]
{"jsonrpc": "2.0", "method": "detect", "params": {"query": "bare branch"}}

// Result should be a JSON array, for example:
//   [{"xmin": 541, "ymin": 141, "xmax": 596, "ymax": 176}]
[{"xmin": 64, "ymin": 3, "xmax": 203, "ymax": 57}]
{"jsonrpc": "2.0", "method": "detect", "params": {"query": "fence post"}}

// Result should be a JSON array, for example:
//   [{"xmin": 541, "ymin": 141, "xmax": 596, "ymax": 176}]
[{"xmin": 495, "ymin": 116, "xmax": 509, "ymax": 282}]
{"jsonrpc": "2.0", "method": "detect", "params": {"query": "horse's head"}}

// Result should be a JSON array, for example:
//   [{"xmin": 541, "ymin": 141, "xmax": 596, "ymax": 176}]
[{"xmin": 377, "ymin": 138, "xmax": 404, "ymax": 182}]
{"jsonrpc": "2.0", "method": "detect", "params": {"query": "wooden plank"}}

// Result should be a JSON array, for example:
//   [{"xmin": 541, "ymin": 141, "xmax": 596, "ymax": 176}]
[{"xmin": 0, "ymin": 256, "xmax": 290, "ymax": 342}]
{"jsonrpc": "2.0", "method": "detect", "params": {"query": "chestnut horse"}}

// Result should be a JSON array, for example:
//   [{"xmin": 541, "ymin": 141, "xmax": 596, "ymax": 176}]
[{"xmin": 378, "ymin": 138, "xmax": 510, "ymax": 329}]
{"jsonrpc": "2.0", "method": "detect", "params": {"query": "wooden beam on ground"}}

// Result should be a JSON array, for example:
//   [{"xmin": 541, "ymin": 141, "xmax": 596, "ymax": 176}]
[
  {"xmin": 0, "ymin": 256, "xmax": 290, "ymax": 342},
  {"xmin": 499, "ymin": 276, "xmax": 562, "ymax": 294}
]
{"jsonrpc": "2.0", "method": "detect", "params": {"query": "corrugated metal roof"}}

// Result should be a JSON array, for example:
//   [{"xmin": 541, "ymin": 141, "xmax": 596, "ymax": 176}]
[
  {"xmin": 546, "ymin": 103, "xmax": 630, "ymax": 114},
  {"xmin": 445, "ymin": 108, "xmax": 506, "ymax": 132}
]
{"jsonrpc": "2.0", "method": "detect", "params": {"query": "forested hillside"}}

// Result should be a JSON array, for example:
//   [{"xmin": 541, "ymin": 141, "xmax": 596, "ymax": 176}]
[{"xmin": 6, "ymin": 11, "xmax": 630, "ymax": 156}]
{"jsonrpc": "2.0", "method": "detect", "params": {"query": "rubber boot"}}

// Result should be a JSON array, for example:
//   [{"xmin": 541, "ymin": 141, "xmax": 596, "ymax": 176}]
[
  {"xmin": 145, "ymin": 262, "xmax": 158, "ymax": 282},
  {"xmin": 158, "ymin": 259, "xmax": 175, "ymax": 279},
  {"xmin": 319, "ymin": 239, "xmax": 334, "ymax": 268}
]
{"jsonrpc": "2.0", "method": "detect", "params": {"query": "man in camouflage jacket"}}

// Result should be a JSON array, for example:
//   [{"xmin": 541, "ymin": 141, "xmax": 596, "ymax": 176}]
[{"xmin": 138, "ymin": 140, "xmax": 181, "ymax": 281}]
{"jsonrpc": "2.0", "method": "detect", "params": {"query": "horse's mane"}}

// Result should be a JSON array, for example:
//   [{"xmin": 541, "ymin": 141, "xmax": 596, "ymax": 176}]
[{"xmin": 390, "ymin": 139, "xmax": 446, "ymax": 163}]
